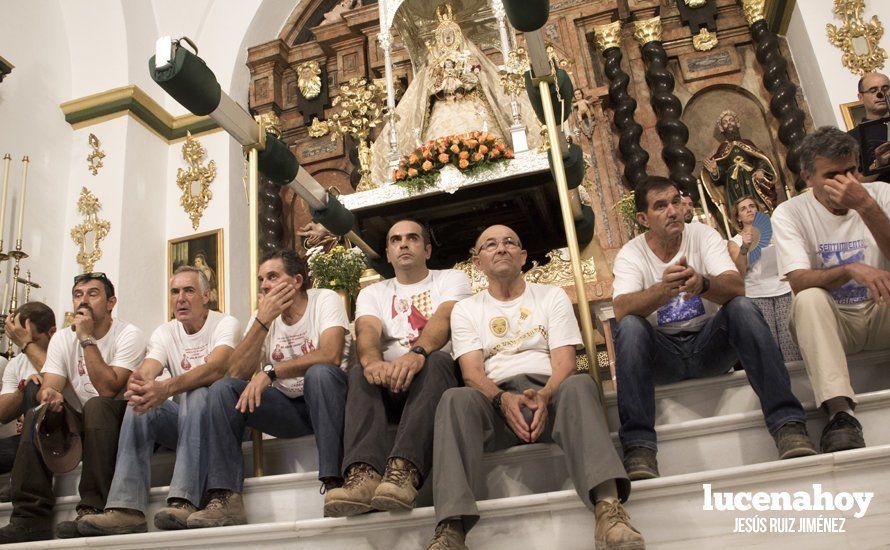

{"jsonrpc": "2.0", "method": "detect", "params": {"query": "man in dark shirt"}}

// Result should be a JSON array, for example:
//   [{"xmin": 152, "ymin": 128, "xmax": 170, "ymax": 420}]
[{"xmin": 847, "ymin": 72, "xmax": 890, "ymax": 181}]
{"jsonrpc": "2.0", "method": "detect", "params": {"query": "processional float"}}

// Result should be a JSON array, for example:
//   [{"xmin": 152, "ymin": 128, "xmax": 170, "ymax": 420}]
[{"xmin": 149, "ymin": 0, "xmax": 605, "ymax": 476}]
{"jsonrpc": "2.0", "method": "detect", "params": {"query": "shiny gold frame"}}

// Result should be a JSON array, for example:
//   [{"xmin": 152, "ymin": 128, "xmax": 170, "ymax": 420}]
[
  {"xmin": 167, "ymin": 228, "xmax": 225, "ymax": 317},
  {"xmin": 840, "ymin": 100, "xmax": 866, "ymax": 130}
]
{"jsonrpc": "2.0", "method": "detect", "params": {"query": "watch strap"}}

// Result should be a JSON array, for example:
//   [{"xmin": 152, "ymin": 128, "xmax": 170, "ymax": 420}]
[
  {"xmin": 263, "ymin": 364, "xmax": 277, "ymax": 382},
  {"xmin": 491, "ymin": 390, "xmax": 506, "ymax": 414},
  {"xmin": 701, "ymin": 276, "xmax": 711, "ymax": 294},
  {"xmin": 410, "ymin": 345, "xmax": 429, "ymax": 359},
  {"xmin": 79, "ymin": 338, "xmax": 96, "ymax": 349}
]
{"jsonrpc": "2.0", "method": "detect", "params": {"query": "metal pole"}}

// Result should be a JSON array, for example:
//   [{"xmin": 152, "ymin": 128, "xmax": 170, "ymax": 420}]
[
  {"xmin": 537, "ymin": 79, "xmax": 603, "ymax": 403},
  {"xmin": 248, "ymin": 147, "xmax": 264, "ymax": 478}
]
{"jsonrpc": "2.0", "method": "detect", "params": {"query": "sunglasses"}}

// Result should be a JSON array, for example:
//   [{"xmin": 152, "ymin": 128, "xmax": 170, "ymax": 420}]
[{"xmin": 73, "ymin": 272, "xmax": 110, "ymax": 285}]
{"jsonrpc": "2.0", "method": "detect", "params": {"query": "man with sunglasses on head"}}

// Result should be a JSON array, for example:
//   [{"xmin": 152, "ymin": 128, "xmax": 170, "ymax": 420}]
[
  {"xmin": 77, "ymin": 266, "xmax": 241, "ymax": 536},
  {"xmin": 324, "ymin": 219, "xmax": 471, "ymax": 518},
  {"xmin": 847, "ymin": 71, "xmax": 890, "ymax": 182},
  {"xmin": 427, "ymin": 225, "xmax": 642, "ymax": 550},
  {"xmin": 0, "ymin": 273, "xmax": 145, "ymax": 543}
]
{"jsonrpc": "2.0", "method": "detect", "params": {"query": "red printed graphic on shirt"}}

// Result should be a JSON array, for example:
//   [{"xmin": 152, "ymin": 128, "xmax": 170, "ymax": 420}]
[{"xmin": 390, "ymin": 292, "xmax": 431, "ymax": 349}]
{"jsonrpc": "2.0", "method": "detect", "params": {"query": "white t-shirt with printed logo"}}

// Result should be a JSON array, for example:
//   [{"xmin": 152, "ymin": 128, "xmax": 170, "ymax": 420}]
[
  {"xmin": 612, "ymin": 222, "xmax": 739, "ymax": 334},
  {"xmin": 247, "ymin": 288, "xmax": 351, "ymax": 398},
  {"xmin": 451, "ymin": 283, "xmax": 582, "ymax": 384},
  {"xmin": 145, "ymin": 310, "xmax": 241, "ymax": 377},
  {"xmin": 42, "ymin": 319, "xmax": 145, "ymax": 411},
  {"xmin": 729, "ymin": 234, "xmax": 790, "ymax": 298},
  {"xmin": 355, "ymin": 269, "xmax": 471, "ymax": 361},
  {"xmin": 773, "ymin": 183, "xmax": 890, "ymax": 308},
  {"xmin": 0, "ymin": 355, "xmax": 20, "ymax": 438}
]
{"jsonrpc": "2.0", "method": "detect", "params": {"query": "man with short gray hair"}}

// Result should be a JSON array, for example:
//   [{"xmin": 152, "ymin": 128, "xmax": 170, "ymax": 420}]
[
  {"xmin": 774, "ymin": 126, "xmax": 890, "ymax": 453},
  {"xmin": 78, "ymin": 266, "xmax": 241, "ymax": 535}
]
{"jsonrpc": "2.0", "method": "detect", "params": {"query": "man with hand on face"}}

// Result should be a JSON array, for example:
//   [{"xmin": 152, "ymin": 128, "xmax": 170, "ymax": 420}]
[
  {"xmin": 0, "ymin": 303, "xmax": 57, "ymax": 476},
  {"xmin": 0, "ymin": 273, "xmax": 144, "ymax": 543},
  {"xmin": 427, "ymin": 225, "xmax": 642, "ymax": 550},
  {"xmin": 774, "ymin": 127, "xmax": 890, "ymax": 453},
  {"xmin": 847, "ymin": 71, "xmax": 890, "ymax": 181},
  {"xmin": 612, "ymin": 176, "xmax": 813, "ymax": 482},
  {"xmin": 188, "ymin": 249, "xmax": 350, "ymax": 528},
  {"xmin": 78, "ymin": 266, "xmax": 241, "ymax": 536},
  {"xmin": 324, "ymin": 219, "xmax": 471, "ymax": 518}
]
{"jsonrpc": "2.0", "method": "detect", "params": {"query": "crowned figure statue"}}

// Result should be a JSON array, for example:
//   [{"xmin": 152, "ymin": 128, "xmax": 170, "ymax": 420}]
[{"xmin": 370, "ymin": 3, "xmax": 541, "ymax": 183}]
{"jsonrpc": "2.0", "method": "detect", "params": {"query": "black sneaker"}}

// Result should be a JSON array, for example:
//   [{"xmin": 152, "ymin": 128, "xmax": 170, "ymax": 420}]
[
  {"xmin": 0, "ymin": 520, "xmax": 52, "ymax": 544},
  {"xmin": 622, "ymin": 446, "xmax": 659, "ymax": 481},
  {"xmin": 773, "ymin": 421, "xmax": 818, "ymax": 459},
  {"xmin": 56, "ymin": 505, "xmax": 101, "ymax": 539},
  {"xmin": 820, "ymin": 411, "xmax": 865, "ymax": 453}
]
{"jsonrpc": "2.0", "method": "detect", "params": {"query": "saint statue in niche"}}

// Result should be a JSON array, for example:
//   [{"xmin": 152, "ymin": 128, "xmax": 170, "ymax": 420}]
[
  {"xmin": 571, "ymin": 89, "xmax": 596, "ymax": 140},
  {"xmin": 701, "ymin": 109, "xmax": 779, "ymax": 227}
]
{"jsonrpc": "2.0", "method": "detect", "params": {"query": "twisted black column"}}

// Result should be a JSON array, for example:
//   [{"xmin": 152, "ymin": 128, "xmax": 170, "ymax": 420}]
[
  {"xmin": 602, "ymin": 45, "xmax": 649, "ymax": 189},
  {"xmin": 750, "ymin": 19, "xmax": 807, "ymax": 176},
  {"xmin": 259, "ymin": 175, "xmax": 284, "ymax": 256},
  {"xmin": 641, "ymin": 41, "xmax": 698, "ymax": 194}
]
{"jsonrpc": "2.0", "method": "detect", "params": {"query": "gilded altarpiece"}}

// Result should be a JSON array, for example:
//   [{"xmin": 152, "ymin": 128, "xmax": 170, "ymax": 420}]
[{"xmin": 247, "ymin": 0, "xmax": 813, "ymax": 265}]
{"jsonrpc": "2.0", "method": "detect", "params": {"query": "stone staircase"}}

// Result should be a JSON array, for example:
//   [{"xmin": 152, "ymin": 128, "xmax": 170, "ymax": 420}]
[{"xmin": 2, "ymin": 351, "xmax": 889, "ymax": 548}]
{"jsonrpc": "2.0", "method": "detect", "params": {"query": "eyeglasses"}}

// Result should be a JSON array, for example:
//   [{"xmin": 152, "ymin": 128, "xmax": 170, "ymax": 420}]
[
  {"xmin": 475, "ymin": 237, "xmax": 522, "ymax": 254},
  {"xmin": 860, "ymin": 85, "xmax": 890, "ymax": 95},
  {"xmin": 73, "ymin": 272, "xmax": 109, "ymax": 285}
]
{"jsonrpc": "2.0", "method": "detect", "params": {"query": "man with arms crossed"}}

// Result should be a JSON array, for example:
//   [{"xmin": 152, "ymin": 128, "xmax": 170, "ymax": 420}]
[
  {"xmin": 774, "ymin": 127, "xmax": 890, "ymax": 452},
  {"xmin": 324, "ymin": 219, "xmax": 471, "ymax": 517},
  {"xmin": 78, "ymin": 266, "xmax": 241, "ymax": 535},
  {"xmin": 427, "ymin": 225, "xmax": 643, "ymax": 550},
  {"xmin": 0, "ymin": 273, "xmax": 144, "ymax": 542}
]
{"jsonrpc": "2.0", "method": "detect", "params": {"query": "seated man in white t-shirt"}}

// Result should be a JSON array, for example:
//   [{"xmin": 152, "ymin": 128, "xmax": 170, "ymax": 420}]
[
  {"xmin": 78, "ymin": 266, "xmax": 241, "ymax": 536},
  {"xmin": 427, "ymin": 225, "xmax": 642, "ymax": 550},
  {"xmin": 188, "ymin": 249, "xmax": 351, "ymax": 528},
  {"xmin": 612, "ymin": 176, "xmax": 814, "ymax": 481},
  {"xmin": 0, "ymin": 303, "xmax": 57, "ymax": 477},
  {"xmin": 773, "ymin": 126, "xmax": 890, "ymax": 453},
  {"xmin": 0, "ymin": 273, "xmax": 145, "ymax": 543},
  {"xmin": 324, "ymin": 219, "xmax": 471, "ymax": 518}
]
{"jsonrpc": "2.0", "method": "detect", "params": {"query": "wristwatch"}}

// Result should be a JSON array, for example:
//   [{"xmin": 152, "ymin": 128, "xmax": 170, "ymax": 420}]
[
  {"xmin": 79, "ymin": 337, "xmax": 97, "ymax": 349},
  {"xmin": 262, "ymin": 364, "xmax": 278, "ymax": 382},
  {"xmin": 491, "ymin": 390, "xmax": 506, "ymax": 414},
  {"xmin": 409, "ymin": 345, "xmax": 428, "ymax": 359},
  {"xmin": 700, "ymin": 276, "xmax": 711, "ymax": 294}
]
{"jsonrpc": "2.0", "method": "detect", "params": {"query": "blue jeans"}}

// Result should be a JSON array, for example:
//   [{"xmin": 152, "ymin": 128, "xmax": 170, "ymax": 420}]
[
  {"xmin": 615, "ymin": 297, "xmax": 806, "ymax": 451},
  {"xmin": 105, "ymin": 387, "xmax": 211, "ymax": 512},
  {"xmin": 205, "ymin": 364, "xmax": 347, "ymax": 493}
]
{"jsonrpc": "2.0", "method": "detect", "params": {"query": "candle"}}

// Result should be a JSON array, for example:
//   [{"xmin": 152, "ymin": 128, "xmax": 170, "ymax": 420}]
[
  {"xmin": 2, "ymin": 282, "xmax": 8, "ymax": 314},
  {"xmin": 16, "ymin": 156, "xmax": 28, "ymax": 245},
  {"xmin": 0, "ymin": 154, "xmax": 10, "ymax": 248}
]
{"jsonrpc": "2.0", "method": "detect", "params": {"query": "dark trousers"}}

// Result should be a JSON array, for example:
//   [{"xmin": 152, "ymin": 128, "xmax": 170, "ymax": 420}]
[
  {"xmin": 10, "ymin": 383, "xmax": 126, "ymax": 528},
  {"xmin": 615, "ymin": 297, "xmax": 806, "ymax": 451},
  {"xmin": 0, "ymin": 436, "xmax": 20, "ymax": 475},
  {"xmin": 342, "ymin": 351, "xmax": 458, "ymax": 481}
]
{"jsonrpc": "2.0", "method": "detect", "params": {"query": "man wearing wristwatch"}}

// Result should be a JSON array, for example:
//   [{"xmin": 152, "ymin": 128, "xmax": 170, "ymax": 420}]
[
  {"xmin": 0, "ymin": 273, "xmax": 145, "ymax": 543},
  {"xmin": 612, "ymin": 176, "xmax": 813, "ymax": 482},
  {"xmin": 188, "ymin": 249, "xmax": 350, "ymax": 528},
  {"xmin": 428, "ymin": 224, "xmax": 642, "ymax": 550},
  {"xmin": 324, "ymin": 219, "xmax": 471, "ymax": 518},
  {"xmin": 77, "ymin": 266, "xmax": 241, "ymax": 536}
]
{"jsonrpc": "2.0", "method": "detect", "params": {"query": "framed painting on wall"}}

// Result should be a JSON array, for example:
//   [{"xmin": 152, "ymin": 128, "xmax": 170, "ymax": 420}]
[
  {"xmin": 840, "ymin": 100, "xmax": 866, "ymax": 131},
  {"xmin": 168, "ymin": 228, "xmax": 224, "ymax": 316}
]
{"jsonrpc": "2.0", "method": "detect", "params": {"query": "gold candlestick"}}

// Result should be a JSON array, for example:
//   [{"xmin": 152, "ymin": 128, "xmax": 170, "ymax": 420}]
[
  {"xmin": 6, "ymin": 242, "xmax": 27, "ymax": 357},
  {"xmin": 16, "ymin": 270, "xmax": 39, "ymax": 303}
]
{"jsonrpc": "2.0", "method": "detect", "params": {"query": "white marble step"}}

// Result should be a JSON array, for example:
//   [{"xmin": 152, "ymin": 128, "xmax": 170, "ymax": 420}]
[
  {"xmin": 19, "ymin": 349, "xmax": 890, "ymax": 501},
  {"xmin": 5, "ymin": 387, "xmax": 889, "ymax": 531},
  {"xmin": 6, "ymin": 443, "xmax": 889, "ymax": 549}
]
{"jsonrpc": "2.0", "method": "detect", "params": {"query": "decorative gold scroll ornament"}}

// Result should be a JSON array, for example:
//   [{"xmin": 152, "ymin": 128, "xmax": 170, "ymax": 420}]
[
  {"xmin": 255, "ymin": 111, "xmax": 282, "ymax": 138},
  {"xmin": 738, "ymin": 0, "xmax": 767, "ymax": 26},
  {"xmin": 70, "ymin": 187, "xmax": 110, "ymax": 272},
  {"xmin": 634, "ymin": 17, "xmax": 663, "ymax": 46},
  {"xmin": 86, "ymin": 133, "xmax": 105, "ymax": 175},
  {"xmin": 499, "ymin": 47, "xmax": 530, "ymax": 96},
  {"xmin": 693, "ymin": 28, "xmax": 719, "ymax": 51},
  {"xmin": 176, "ymin": 132, "xmax": 217, "ymax": 230},
  {"xmin": 453, "ymin": 249, "xmax": 598, "ymax": 294},
  {"xmin": 593, "ymin": 21, "xmax": 622, "ymax": 52},
  {"xmin": 296, "ymin": 60, "xmax": 322, "ymax": 100},
  {"xmin": 827, "ymin": 0, "xmax": 887, "ymax": 75}
]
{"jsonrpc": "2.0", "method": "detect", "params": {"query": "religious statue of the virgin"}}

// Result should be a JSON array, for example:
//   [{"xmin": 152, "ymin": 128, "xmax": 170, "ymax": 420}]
[{"xmin": 369, "ymin": 2, "xmax": 541, "ymax": 184}]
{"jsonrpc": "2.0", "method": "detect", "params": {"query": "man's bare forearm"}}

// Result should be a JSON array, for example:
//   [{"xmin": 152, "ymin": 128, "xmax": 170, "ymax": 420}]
[
  {"xmin": 702, "ymin": 272, "xmax": 744, "ymax": 305},
  {"xmin": 787, "ymin": 266, "xmax": 851, "ymax": 294},
  {"xmin": 228, "ymin": 325, "xmax": 267, "ymax": 379},
  {"xmin": 614, "ymin": 285, "xmax": 669, "ymax": 321},
  {"xmin": 83, "ymin": 346, "xmax": 128, "ymax": 397},
  {"xmin": 859, "ymin": 200, "xmax": 890, "ymax": 260}
]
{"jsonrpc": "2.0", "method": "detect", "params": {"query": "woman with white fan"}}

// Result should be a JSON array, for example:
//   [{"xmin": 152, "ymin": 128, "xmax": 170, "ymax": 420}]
[{"xmin": 727, "ymin": 196, "xmax": 802, "ymax": 362}]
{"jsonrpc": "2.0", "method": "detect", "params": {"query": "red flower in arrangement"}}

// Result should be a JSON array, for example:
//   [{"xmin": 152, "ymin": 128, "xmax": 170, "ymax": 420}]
[
  {"xmin": 408, "ymin": 153, "xmax": 419, "ymax": 165},
  {"xmin": 450, "ymin": 144, "xmax": 460, "ymax": 154},
  {"xmin": 458, "ymin": 151, "xmax": 469, "ymax": 160},
  {"xmin": 466, "ymin": 139, "xmax": 478, "ymax": 149},
  {"xmin": 394, "ymin": 168, "xmax": 407, "ymax": 181},
  {"xmin": 393, "ymin": 131, "xmax": 515, "ymax": 187},
  {"xmin": 438, "ymin": 153, "xmax": 450, "ymax": 164},
  {"xmin": 407, "ymin": 167, "xmax": 419, "ymax": 177},
  {"xmin": 422, "ymin": 160, "xmax": 433, "ymax": 171},
  {"xmin": 490, "ymin": 149, "xmax": 501, "ymax": 159},
  {"xmin": 458, "ymin": 159, "xmax": 470, "ymax": 169},
  {"xmin": 478, "ymin": 144, "xmax": 489, "ymax": 155},
  {"xmin": 473, "ymin": 152, "xmax": 485, "ymax": 162},
  {"xmin": 504, "ymin": 150, "xmax": 515, "ymax": 159}
]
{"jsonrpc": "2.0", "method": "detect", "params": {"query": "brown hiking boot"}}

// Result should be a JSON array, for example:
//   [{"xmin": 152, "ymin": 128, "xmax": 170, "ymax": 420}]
[
  {"xmin": 56, "ymin": 506, "xmax": 100, "ymax": 539},
  {"xmin": 154, "ymin": 498, "xmax": 198, "ymax": 530},
  {"xmin": 622, "ymin": 446, "xmax": 659, "ymax": 481},
  {"xmin": 77, "ymin": 508, "xmax": 147, "ymax": 536},
  {"xmin": 370, "ymin": 457, "xmax": 421, "ymax": 512},
  {"xmin": 773, "ymin": 421, "xmax": 818, "ymax": 459},
  {"xmin": 186, "ymin": 490, "xmax": 247, "ymax": 528},
  {"xmin": 426, "ymin": 519, "xmax": 468, "ymax": 550},
  {"xmin": 820, "ymin": 411, "xmax": 865, "ymax": 453},
  {"xmin": 594, "ymin": 500, "xmax": 646, "ymax": 550},
  {"xmin": 323, "ymin": 463, "xmax": 382, "ymax": 517}
]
